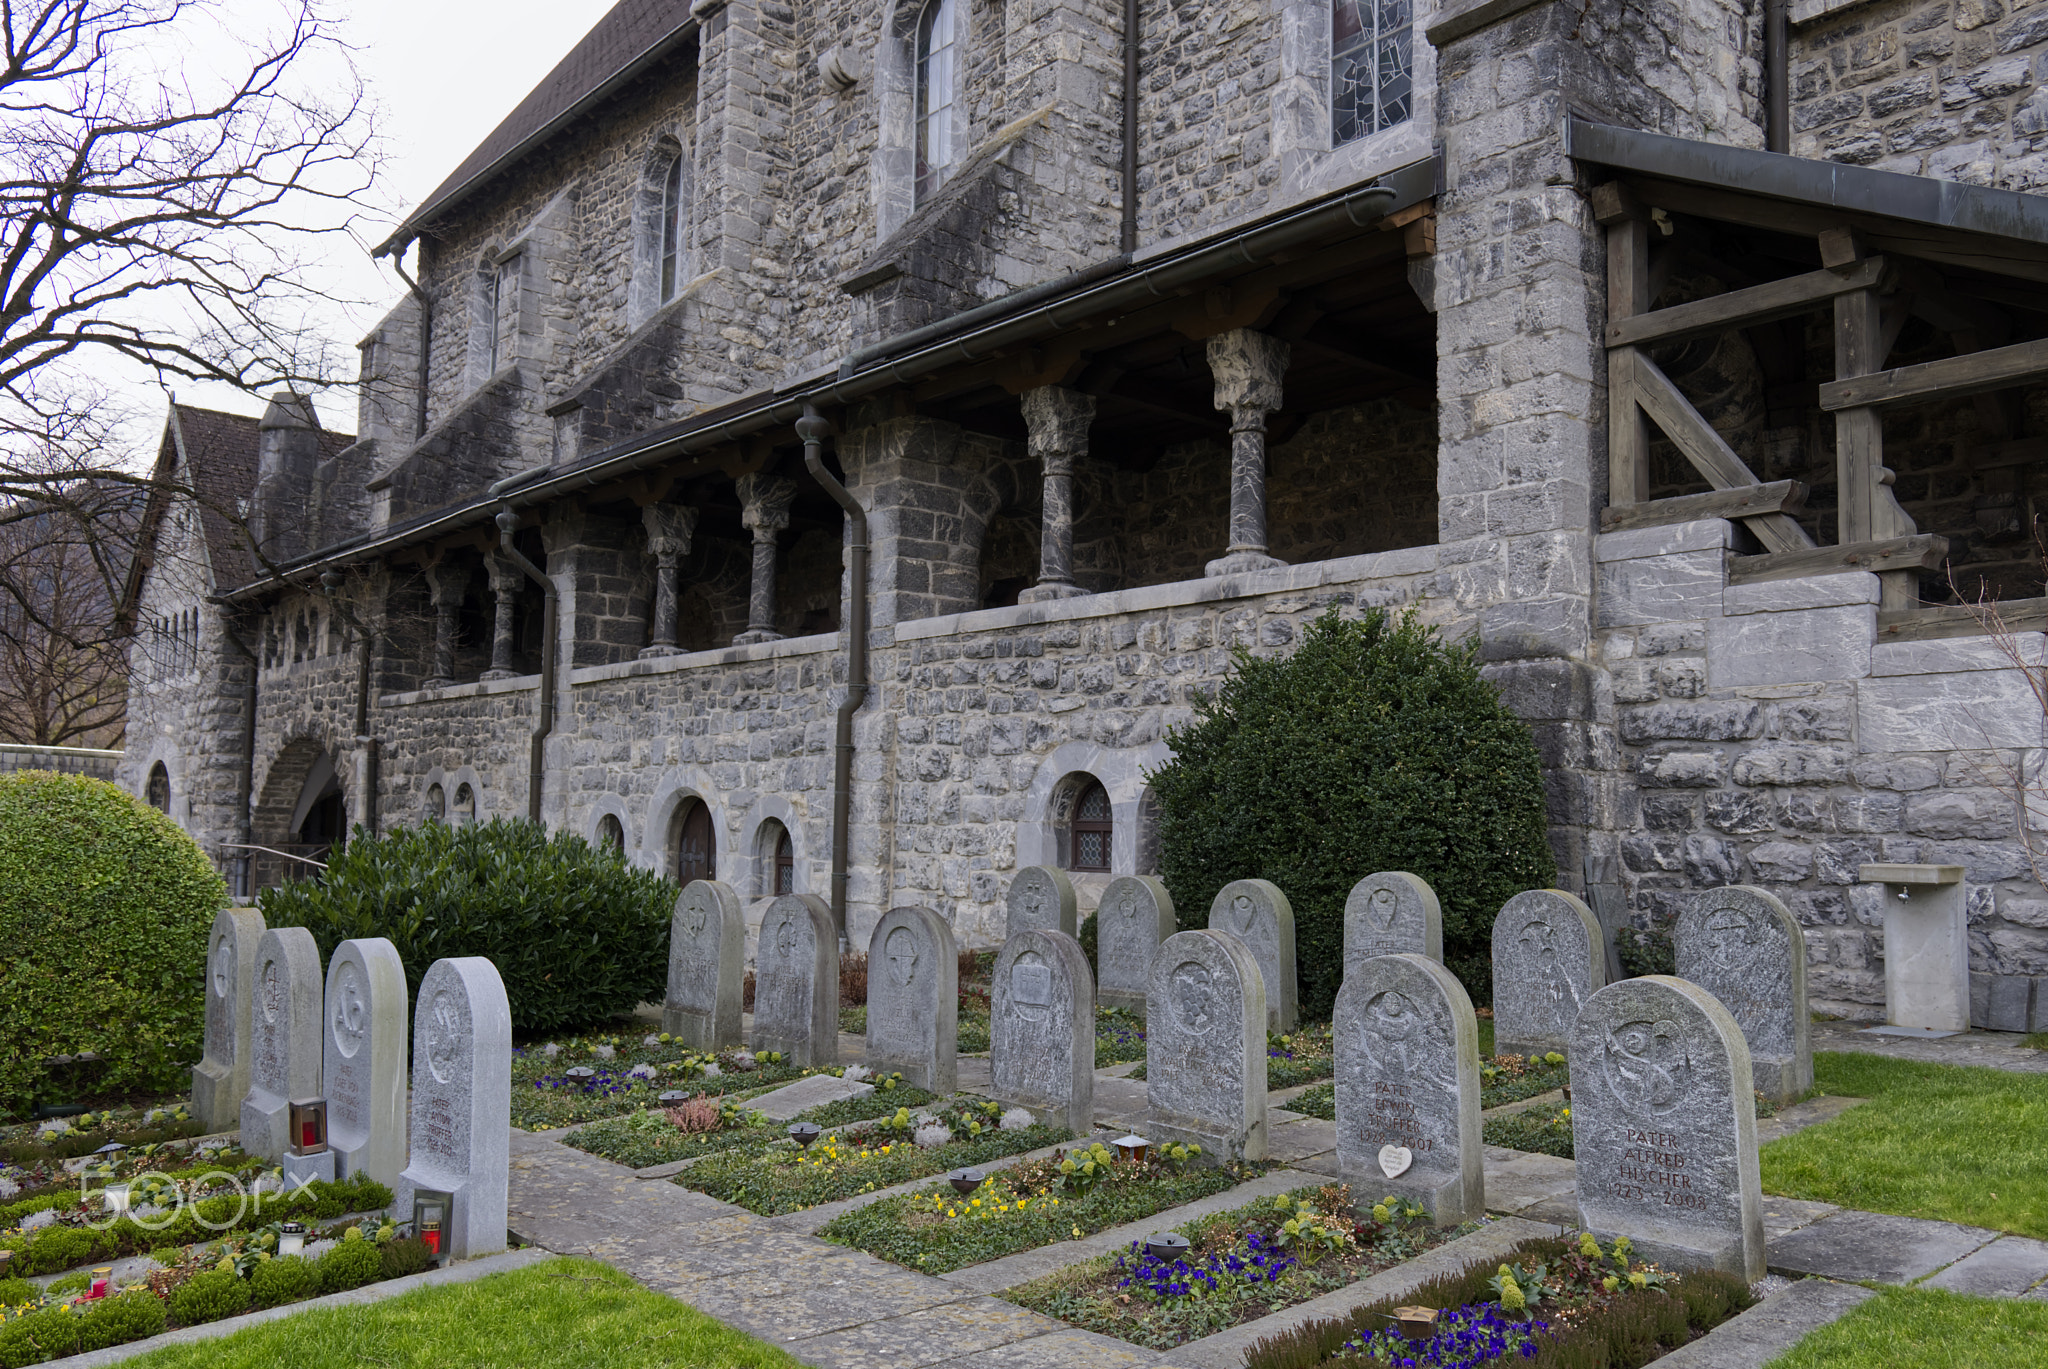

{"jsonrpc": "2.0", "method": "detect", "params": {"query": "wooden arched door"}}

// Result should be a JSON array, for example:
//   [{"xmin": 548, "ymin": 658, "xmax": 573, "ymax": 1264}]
[{"xmin": 676, "ymin": 800, "xmax": 715, "ymax": 883}]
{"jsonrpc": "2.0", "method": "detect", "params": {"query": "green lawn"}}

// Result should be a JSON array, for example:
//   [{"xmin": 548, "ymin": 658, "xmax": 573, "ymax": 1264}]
[
  {"xmin": 1765, "ymin": 1285, "xmax": 2048, "ymax": 1367},
  {"xmin": 119, "ymin": 1257, "xmax": 803, "ymax": 1369},
  {"xmin": 1760, "ymin": 1052, "xmax": 2048, "ymax": 1238}
]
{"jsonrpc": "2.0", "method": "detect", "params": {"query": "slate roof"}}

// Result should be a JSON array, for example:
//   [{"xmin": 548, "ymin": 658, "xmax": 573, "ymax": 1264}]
[{"xmin": 377, "ymin": 0, "xmax": 699, "ymax": 254}]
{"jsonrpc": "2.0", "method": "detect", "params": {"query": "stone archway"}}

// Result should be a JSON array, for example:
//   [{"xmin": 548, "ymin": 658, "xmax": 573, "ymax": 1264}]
[{"xmin": 251, "ymin": 738, "xmax": 346, "ymax": 888}]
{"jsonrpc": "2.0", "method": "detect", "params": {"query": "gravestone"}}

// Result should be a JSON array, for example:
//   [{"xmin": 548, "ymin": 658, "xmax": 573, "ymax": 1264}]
[
  {"xmin": 663, "ymin": 879, "xmax": 744, "ymax": 1050},
  {"xmin": 990, "ymin": 929, "xmax": 1095, "ymax": 1132},
  {"xmin": 1006, "ymin": 866, "xmax": 1078, "ymax": 940},
  {"xmin": 1343, "ymin": 872, "xmax": 1443, "ymax": 973},
  {"xmin": 192, "ymin": 907, "xmax": 264, "ymax": 1132},
  {"xmin": 239, "ymin": 926, "xmax": 323, "ymax": 1163},
  {"xmin": 1206, "ymin": 879, "xmax": 1297, "ymax": 1032},
  {"xmin": 1674, "ymin": 887, "xmax": 1812, "ymax": 1103},
  {"xmin": 1334, "ymin": 953, "xmax": 1483, "ymax": 1224},
  {"xmin": 1145, "ymin": 929, "xmax": 1267, "ymax": 1163},
  {"xmin": 1095, "ymin": 875, "xmax": 1176, "ymax": 1016},
  {"xmin": 1492, "ymin": 889, "xmax": 1606, "ymax": 1059},
  {"xmin": 865, "ymin": 905, "xmax": 959, "ymax": 1094},
  {"xmin": 322, "ymin": 937, "xmax": 410, "ymax": 1188},
  {"xmin": 397, "ymin": 957, "xmax": 512, "ymax": 1261},
  {"xmin": 1570, "ymin": 975, "xmax": 1765, "ymax": 1281},
  {"xmin": 752, "ymin": 893, "xmax": 839, "ymax": 1067}
]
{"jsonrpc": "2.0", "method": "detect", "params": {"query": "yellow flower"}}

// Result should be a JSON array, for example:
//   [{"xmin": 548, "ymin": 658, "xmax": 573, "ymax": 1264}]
[
  {"xmin": 972, "ymin": 1199, "xmax": 981, "ymax": 1207},
  {"xmin": 1072, "ymin": 1226, "xmax": 1082, "ymax": 1237},
  {"xmin": 947, "ymin": 1209, "xmax": 957, "ymax": 1218}
]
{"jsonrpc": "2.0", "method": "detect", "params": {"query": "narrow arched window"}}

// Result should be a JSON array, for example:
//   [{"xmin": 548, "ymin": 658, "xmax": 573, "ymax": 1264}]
[
  {"xmin": 914, "ymin": 0, "xmax": 962, "ymax": 204},
  {"xmin": 659, "ymin": 152, "xmax": 687, "ymax": 301},
  {"xmin": 453, "ymin": 783, "xmax": 476, "ymax": 827},
  {"xmin": 146, "ymin": 763, "xmax": 171, "ymax": 813},
  {"xmin": 1332, "ymin": 0, "xmax": 1413, "ymax": 146},
  {"xmin": 1070, "ymin": 779, "xmax": 1112, "ymax": 873},
  {"xmin": 775, "ymin": 826, "xmax": 794, "ymax": 895},
  {"xmin": 598, "ymin": 812, "xmax": 625, "ymax": 854},
  {"xmin": 425, "ymin": 784, "xmax": 446, "ymax": 823}
]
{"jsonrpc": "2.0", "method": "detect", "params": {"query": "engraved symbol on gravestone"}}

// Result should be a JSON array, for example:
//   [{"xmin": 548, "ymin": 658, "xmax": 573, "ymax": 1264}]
[
  {"xmin": 259, "ymin": 960, "xmax": 281, "ymax": 1024},
  {"xmin": 425, "ymin": 991, "xmax": 463, "ymax": 1084},
  {"xmin": 1118, "ymin": 892, "xmax": 1136, "ymax": 921},
  {"xmin": 681, "ymin": 890, "xmax": 710, "ymax": 944},
  {"xmin": 1360, "ymin": 989, "xmax": 1454, "ymax": 1093},
  {"xmin": 1171, "ymin": 962, "xmax": 1216, "ymax": 1035},
  {"xmin": 773, "ymin": 914, "xmax": 800, "ymax": 960},
  {"xmin": 211, "ymin": 934, "xmax": 231, "ymax": 999},
  {"xmin": 1012, "ymin": 953, "xmax": 1052, "ymax": 1023},
  {"xmin": 1704, "ymin": 905, "xmax": 1763, "ymax": 974},
  {"xmin": 1519, "ymin": 919, "xmax": 1581, "ymax": 1022},
  {"xmin": 885, "ymin": 926, "xmax": 919, "ymax": 987},
  {"xmin": 1370, "ymin": 888, "xmax": 1398, "ymax": 931},
  {"xmin": 1231, "ymin": 894, "xmax": 1256, "ymax": 935},
  {"xmin": 332, "ymin": 962, "xmax": 367, "ymax": 1059},
  {"xmin": 1603, "ymin": 1018, "xmax": 1692, "ymax": 1120}
]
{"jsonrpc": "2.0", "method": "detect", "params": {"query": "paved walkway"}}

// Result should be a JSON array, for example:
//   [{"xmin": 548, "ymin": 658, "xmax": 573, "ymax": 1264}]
[{"xmin": 1811, "ymin": 1022, "xmax": 2048, "ymax": 1073}]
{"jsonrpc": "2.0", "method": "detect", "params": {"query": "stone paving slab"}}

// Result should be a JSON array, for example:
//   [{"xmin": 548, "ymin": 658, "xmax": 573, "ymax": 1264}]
[
  {"xmin": 1920, "ymin": 1234, "xmax": 2048, "ymax": 1297},
  {"xmin": 1649, "ymin": 1278, "xmax": 1876, "ymax": 1368},
  {"xmin": 1767, "ymin": 1208, "xmax": 2001, "ymax": 1283},
  {"xmin": 1760, "ymin": 1197, "xmax": 1839, "ymax": 1241},
  {"xmin": 1811, "ymin": 1023, "xmax": 2048, "ymax": 1074},
  {"xmin": 507, "ymin": 1130, "xmax": 730, "ymax": 1251},
  {"xmin": 940, "ymin": 1169, "xmax": 1315, "ymax": 1294},
  {"xmin": 1267, "ymin": 1115, "xmax": 1337, "ymax": 1164},
  {"xmin": 1755, "ymin": 1094, "xmax": 1865, "ymax": 1144},
  {"xmin": 923, "ymin": 1326, "xmax": 1162, "ymax": 1368},
  {"xmin": 1481, "ymin": 1146, "xmax": 1577, "ymax": 1219},
  {"xmin": 783, "ymin": 1293, "xmax": 1071, "ymax": 1369},
  {"xmin": 1089, "ymin": 1075, "xmax": 1150, "ymax": 1127},
  {"xmin": 658, "ymin": 1246, "xmax": 970, "ymax": 1344},
  {"xmin": 750, "ymin": 1074, "xmax": 876, "ymax": 1120}
]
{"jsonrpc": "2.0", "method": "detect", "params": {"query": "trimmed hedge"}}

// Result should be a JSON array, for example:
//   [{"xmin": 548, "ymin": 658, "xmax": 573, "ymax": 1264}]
[
  {"xmin": 260, "ymin": 817, "xmax": 675, "ymax": 1035},
  {"xmin": 1148, "ymin": 610, "xmax": 1554, "ymax": 1014},
  {"xmin": 0, "ymin": 772, "xmax": 226, "ymax": 1116}
]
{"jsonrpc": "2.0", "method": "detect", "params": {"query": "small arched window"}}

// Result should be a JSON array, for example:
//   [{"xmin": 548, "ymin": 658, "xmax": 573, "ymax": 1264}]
[
  {"xmin": 676, "ymin": 799, "xmax": 715, "ymax": 883},
  {"xmin": 775, "ymin": 826, "xmax": 794, "ymax": 896},
  {"xmin": 146, "ymin": 763, "xmax": 171, "ymax": 814},
  {"xmin": 659, "ymin": 151, "xmax": 687, "ymax": 301},
  {"xmin": 425, "ymin": 784, "xmax": 446, "ymax": 824},
  {"xmin": 1070, "ymin": 779, "xmax": 1112, "ymax": 873},
  {"xmin": 453, "ymin": 783, "xmax": 477, "ymax": 827},
  {"xmin": 598, "ymin": 812, "xmax": 625, "ymax": 855},
  {"xmin": 914, "ymin": 0, "xmax": 962, "ymax": 204},
  {"xmin": 1332, "ymin": 0, "xmax": 1413, "ymax": 146}
]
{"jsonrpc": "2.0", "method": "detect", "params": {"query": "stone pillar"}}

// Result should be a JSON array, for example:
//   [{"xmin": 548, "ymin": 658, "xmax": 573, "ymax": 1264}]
[
  {"xmin": 422, "ymin": 561, "xmax": 465, "ymax": 688},
  {"xmin": 639, "ymin": 503, "xmax": 698, "ymax": 658},
  {"xmin": 733, "ymin": 474, "xmax": 795, "ymax": 645},
  {"xmin": 1018, "ymin": 386, "xmax": 1094, "ymax": 602},
  {"xmin": 481, "ymin": 554, "xmax": 521, "ymax": 680},
  {"xmin": 1205, "ymin": 328, "xmax": 1290, "ymax": 577}
]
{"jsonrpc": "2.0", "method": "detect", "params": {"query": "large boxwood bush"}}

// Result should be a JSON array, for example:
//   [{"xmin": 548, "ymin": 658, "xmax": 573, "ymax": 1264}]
[
  {"xmin": 1148, "ymin": 609, "xmax": 1554, "ymax": 1015},
  {"xmin": 0, "ymin": 771, "xmax": 225, "ymax": 1118},
  {"xmin": 260, "ymin": 818, "xmax": 674, "ymax": 1036}
]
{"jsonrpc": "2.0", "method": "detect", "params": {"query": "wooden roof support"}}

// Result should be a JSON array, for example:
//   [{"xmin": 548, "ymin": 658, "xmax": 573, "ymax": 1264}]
[
  {"xmin": 1630, "ymin": 355, "xmax": 1815, "ymax": 553},
  {"xmin": 1604, "ymin": 257, "xmax": 1888, "ymax": 349},
  {"xmin": 1598, "ymin": 480, "xmax": 1808, "ymax": 533}
]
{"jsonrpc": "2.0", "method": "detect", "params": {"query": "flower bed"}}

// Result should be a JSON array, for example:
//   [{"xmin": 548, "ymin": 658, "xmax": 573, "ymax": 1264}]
[
  {"xmin": 510, "ymin": 1036, "xmax": 805, "ymax": 1129},
  {"xmin": 562, "ymin": 1078, "xmax": 937, "ymax": 1169},
  {"xmin": 1094, "ymin": 1009, "xmax": 1148, "ymax": 1067},
  {"xmin": 675, "ymin": 1102, "xmax": 1068, "ymax": 1216},
  {"xmin": 0, "ymin": 1105, "xmax": 206, "ymax": 1173},
  {"xmin": 1130, "ymin": 1022, "xmax": 1335, "ymax": 1088},
  {"xmin": 1241, "ymin": 1232, "xmax": 1756, "ymax": 1369},
  {"xmin": 1280, "ymin": 1052, "xmax": 1571, "ymax": 1124},
  {"xmin": 819, "ymin": 1138, "xmax": 1247, "ymax": 1274},
  {"xmin": 1001, "ymin": 1184, "xmax": 1476, "ymax": 1349}
]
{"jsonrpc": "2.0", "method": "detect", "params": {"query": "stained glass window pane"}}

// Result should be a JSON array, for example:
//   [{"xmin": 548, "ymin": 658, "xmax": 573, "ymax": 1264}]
[
  {"xmin": 1332, "ymin": 0, "xmax": 1413, "ymax": 146},
  {"xmin": 916, "ymin": 0, "xmax": 961, "ymax": 204}
]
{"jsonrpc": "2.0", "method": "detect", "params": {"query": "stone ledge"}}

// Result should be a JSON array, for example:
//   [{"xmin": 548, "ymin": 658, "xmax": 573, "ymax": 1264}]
[
  {"xmin": 379, "ymin": 673, "xmax": 540, "ymax": 707},
  {"xmin": 1595, "ymin": 518, "xmax": 1735, "ymax": 564},
  {"xmin": 567, "ymin": 631, "xmax": 840, "ymax": 687},
  {"xmin": 1790, "ymin": 0, "xmax": 1874, "ymax": 25},
  {"xmin": 1426, "ymin": 0, "xmax": 1550, "ymax": 46}
]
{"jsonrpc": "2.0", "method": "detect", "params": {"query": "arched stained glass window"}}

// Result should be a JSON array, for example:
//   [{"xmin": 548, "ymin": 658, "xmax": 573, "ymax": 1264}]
[
  {"xmin": 1070, "ymin": 779, "xmax": 1112, "ymax": 873},
  {"xmin": 915, "ymin": 0, "xmax": 962, "ymax": 204},
  {"xmin": 1332, "ymin": 0, "xmax": 1413, "ymax": 146},
  {"xmin": 775, "ymin": 826, "xmax": 794, "ymax": 896},
  {"xmin": 146, "ymin": 763, "xmax": 170, "ymax": 813},
  {"xmin": 659, "ymin": 152, "xmax": 687, "ymax": 301}
]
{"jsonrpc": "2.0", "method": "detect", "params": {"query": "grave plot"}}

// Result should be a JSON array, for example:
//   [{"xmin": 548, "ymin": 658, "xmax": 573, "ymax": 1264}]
[
  {"xmin": 561, "ymin": 1070, "xmax": 936, "ymax": 1169},
  {"xmin": 509, "ymin": 1035, "xmax": 805, "ymax": 1130},
  {"xmin": 1288, "ymin": 1048, "xmax": 1571, "ymax": 1120},
  {"xmin": 819, "ymin": 1137, "xmax": 1251, "ymax": 1274},
  {"xmin": 1127, "ymin": 1020, "xmax": 1336, "ymax": 1087}
]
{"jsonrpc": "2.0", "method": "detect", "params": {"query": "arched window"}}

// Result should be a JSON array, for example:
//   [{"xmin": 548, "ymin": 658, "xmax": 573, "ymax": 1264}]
[
  {"xmin": 675, "ymin": 799, "xmax": 715, "ymax": 883},
  {"xmin": 598, "ymin": 812, "xmax": 626, "ymax": 854},
  {"xmin": 659, "ymin": 152, "xmax": 688, "ymax": 302},
  {"xmin": 453, "ymin": 783, "xmax": 477, "ymax": 827},
  {"xmin": 425, "ymin": 784, "xmax": 446, "ymax": 824},
  {"xmin": 1332, "ymin": 0, "xmax": 1413, "ymax": 146},
  {"xmin": 146, "ymin": 763, "xmax": 171, "ymax": 813},
  {"xmin": 914, "ymin": 0, "xmax": 962, "ymax": 203},
  {"xmin": 1069, "ymin": 779, "xmax": 1112, "ymax": 873},
  {"xmin": 775, "ymin": 827, "xmax": 794, "ymax": 895}
]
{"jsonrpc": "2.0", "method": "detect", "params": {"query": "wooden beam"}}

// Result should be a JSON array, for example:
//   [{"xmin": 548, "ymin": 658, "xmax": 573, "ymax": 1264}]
[
  {"xmin": 1820, "ymin": 333, "xmax": 2048, "ymax": 411},
  {"xmin": 1728, "ymin": 534, "xmax": 1950, "ymax": 586},
  {"xmin": 1818, "ymin": 227, "xmax": 1868, "ymax": 269},
  {"xmin": 1632, "ymin": 355, "xmax": 1815, "ymax": 553},
  {"xmin": 1605, "ymin": 258, "xmax": 1888, "ymax": 350},
  {"xmin": 1599, "ymin": 480, "xmax": 1809, "ymax": 533},
  {"xmin": 1607, "ymin": 211, "xmax": 1652, "ymax": 506},
  {"xmin": 1877, "ymin": 597, "xmax": 2048, "ymax": 642},
  {"xmin": 1968, "ymin": 436, "xmax": 2048, "ymax": 470},
  {"xmin": 1591, "ymin": 181, "xmax": 1647, "ymax": 227}
]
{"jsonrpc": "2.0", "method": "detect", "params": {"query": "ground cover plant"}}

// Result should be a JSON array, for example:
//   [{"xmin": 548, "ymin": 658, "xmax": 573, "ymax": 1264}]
[
  {"xmin": 1760, "ymin": 1284, "xmax": 2048, "ymax": 1368},
  {"xmin": 1288, "ymin": 1050, "xmax": 1570, "ymax": 1121},
  {"xmin": 1130, "ymin": 1021, "xmax": 1335, "ymax": 1086},
  {"xmin": 563, "ymin": 1077, "xmax": 934, "ymax": 1169},
  {"xmin": 1094, "ymin": 1008, "xmax": 1148, "ymax": 1066},
  {"xmin": 510, "ymin": 1036, "xmax": 807, "ymax": 1130},
  {"xmin": 261, "ymin": 818, "xmax": 675, "ymax": 1037},
  {"xmin": 819, "ymin": 1137, "xmax": 1241, "ymax": 1273},
  {"xmin": 1488, "ymin": 1088, "xmax": 1777, "ymax": 1161},
  {"xmin": 1241, "ymin": 1232, "xmax": 1754, "ymax": 1369},
  {"xmin": 0, "ymin": 1105, "xmax": 203, "ymax": 1171},
  {"xmin": 1001, "ymin": 1184, "xmax": 1477, "ymax": 1348},
  {"xmin": 0, "ymin": 773, "xmax": 226, "ymax": 1118},
  {"xmin": 1760, "ymin": 1051, "xmax": 2048, "ymax": 1238},
  {"xmin": 676, "ymin": 1103, "xmax": 1067, "ymax": 1216},
  {"xmin": 1147, "ymin": 609, "xmax": 1554, "ymax": 1012}
]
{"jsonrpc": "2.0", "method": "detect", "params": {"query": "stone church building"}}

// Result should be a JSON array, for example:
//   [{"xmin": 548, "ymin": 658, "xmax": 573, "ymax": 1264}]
[{"xmin": 121, "ymin": 0, "xmax": 2048, "ymax": 1022}]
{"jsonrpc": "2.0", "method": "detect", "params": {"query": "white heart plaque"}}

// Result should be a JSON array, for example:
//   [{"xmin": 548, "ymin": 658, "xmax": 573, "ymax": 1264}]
[{"xmin": 1378, "ymin": 1144, "xmax": 1413, "ymax": 1179}]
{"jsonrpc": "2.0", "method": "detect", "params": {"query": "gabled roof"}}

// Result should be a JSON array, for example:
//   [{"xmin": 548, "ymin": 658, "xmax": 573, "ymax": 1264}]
[{"xmin": 375, "ymin": 0, "xmax": 700, "ymax": 256}]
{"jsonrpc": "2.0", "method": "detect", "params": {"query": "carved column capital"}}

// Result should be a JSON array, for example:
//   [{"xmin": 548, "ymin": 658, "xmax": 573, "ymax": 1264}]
[
  {"xmin": 1020, "ymin": 386, "xmax": 1096, "ymax": 473},
  {"xmin": 736, "ymin": 474, "xmax": 797, "ymax": 539},
  {"xmin": 642, "ymin": 503, "xmax": 699, "ymax": 562},
  {"xmin": 1207, "ymin": 328, "xmax": 1290, "ymax": 415},
  {"xmin": 486, "ymin": 553, "xmax": 523, "ymax": 597},
  {"xmin": 423, "ymin": 560, "xmax": 468, "ymax": 606}
]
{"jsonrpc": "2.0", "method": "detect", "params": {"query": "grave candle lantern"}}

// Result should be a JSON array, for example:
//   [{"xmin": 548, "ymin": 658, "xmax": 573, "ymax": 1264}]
[
  {"xmin": 413, "ymin": 1189, "xmax": 451, "ymax": 1258},
  {"xmin": 278, "ymin": 1221, "xmax": 307, "ymax": 1257},
  {"xmin": 945, "ymin": 1167, "xmax": 983, "ymax": 1196},
  {"xmin": 1143, "ymin": 1232, "xmax": 1190, "ymax": 1262},
  {"xmin": 1112, "ymin": 1134, "xmax": 1149, "ymax": 1164},
  {"xmin": 787, "ymin": 1122, "xmax": 822, "ymax": 1149},
  {"xmin": 287, "ymin": 1098, "xmax": 329, "ymax": 1155},
  {"xmin": 1393, "ymin": 1306, "xmax": 1439, "ymax": 1341},
  {"xmin": 103, "ymin": 1182, "xmax": 132, "ymax": 1216}
]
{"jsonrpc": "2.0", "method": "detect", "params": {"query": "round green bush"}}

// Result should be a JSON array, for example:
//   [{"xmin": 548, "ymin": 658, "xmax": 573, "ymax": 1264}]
[
  {"xmin": 0, "ymin": 1304, "xmax": 77, "ymax": 1366},
  {"xmin": 1148, "ymin": 609, "xmax": 1554, "ymax": 1015},
  {"xmin": 44, "ymin": 1272, "xmax": 90, "ymax": 1298},
  {"xmin": 0, "ymin": 1276, "xmax": 35, "ymax": 1307},
  {"xmin": 313, "ymin": 1234, "xmax": 383, "ymax": 1294},
  {"xmin": 261, "ymin": 817, "xmax": 675, "ymax": 1035},
  {"xmin": 77, "ymin": 1288, "xmax": 166, "ymax": 1352},
  {"xmin": 378, "ymin": 1235, "xmax": 433, "ymax": 1280},
  {"xmin": 249, "ymin": 1254, "xmax": 315, "ymax": 1309},
  {"xmin": 168, "ymin": 1267, "xmax": 247, "ymax": 1326},
  {"xmin": 0, "ymin": 772, "xmax": 226, "ymax": 1115}
]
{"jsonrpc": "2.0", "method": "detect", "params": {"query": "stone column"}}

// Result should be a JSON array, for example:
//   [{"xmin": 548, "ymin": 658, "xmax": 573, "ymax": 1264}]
[
  {"xmin": 1205, "ymin": 328, "xmax": 1290, "ymax": 577},
  {"xmin": 1018, "ymin": 386, "xmax": 1094, "ymax": 602},
  {"xmin": 639, "ymin": 503, "xmax": 699, "ymax": 658},
  {"xmin": 422, "ymin": 561, "xmax": 465, "ymax": 688},
  {"xmin": 480, "ymin": 554, "xmax": 521, "ymax": 680},
  {"xmin": 733, "ymin": 474, "xmax": 795, "ymax": 645}
]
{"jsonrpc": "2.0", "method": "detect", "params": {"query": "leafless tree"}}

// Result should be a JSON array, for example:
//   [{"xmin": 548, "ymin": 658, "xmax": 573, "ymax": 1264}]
[{"xmin": 0, "ymin": 480, "xmax": 136, "ymax": 743}]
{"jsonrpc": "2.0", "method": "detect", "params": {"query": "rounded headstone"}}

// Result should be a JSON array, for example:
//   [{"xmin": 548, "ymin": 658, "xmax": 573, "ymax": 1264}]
[
  {"xmin": 1206, "ymin": 879, "xmax": 1297, "ymax": 1032},
  {"xmin": 1334, "ymin": 953, "xmax": 1483, "ymax": 1225},
  {"xmin": 322, "ymin": 937, "xmax": 409, "ymax": 1189},
  {"xmin": 663, "ymin": 879, "xmax": 745, "ymax": 1051},
  {"xmin": 1095, "ymin": 875, "xmax": 1176, "ymax": 1017},
  {"xmin": 1492, "ymin": 889, "xmax": 1605, "ymax": 1059},
  {"xmin": 991, "ymin": 929, "xmax": 1095, "ymax": 1133},
  {"xmin": 1570, "ymin": 975, "xmax": 1765, "ymax": 1281},
  {"xmin": 1006, "ymin": 866, "xmax": 1078, "ymax": 940},
  {"xmin": 1145, "ymin": 929, "xmax": 1267, "ymax": 1163},
  {"xmin": 1343, "ymin": 872, "xmax": 1443, "ymax": 972},
  {"xmin": 192, "ymin": 906, "xmax": 264, "ymax": 1133},
  {"xmin": 753, "ymin": 893, "xmax": 839, "ymax": 1067},
  {"xmin": 238, "ymin": 926, "xmax": 323, "ymax": 1162},
  {"xmin": 865, "ymin": 906, "xmax": 959, "ymax": 1094},
  {"xmin": 398, "ymin": 956, "xmax": 512, "ymax": 1262},
  {"xmin": 1674, "ymin": 886, "xmax": 1811, "ymax": 1103}
]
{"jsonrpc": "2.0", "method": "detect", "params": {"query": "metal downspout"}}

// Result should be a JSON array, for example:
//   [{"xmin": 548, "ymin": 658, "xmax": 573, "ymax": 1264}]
[
  {"xmin": 493, "ymin": 508, "xmax": 558, "ymax": 824},
  {"xmin": 391, "ymin": 243, "xmax": 433, "ymax": 440},
  {"xmin": 1122, "ymin": 0, "xmax": 1140, "ymax": 254},
  {"xmin": 799, "ymin": 405, "xmax": 867, "ymax": 951},
  {"xmin": 1766, "ymin": 0, "xmax": 1790, "ymax": 154}
]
